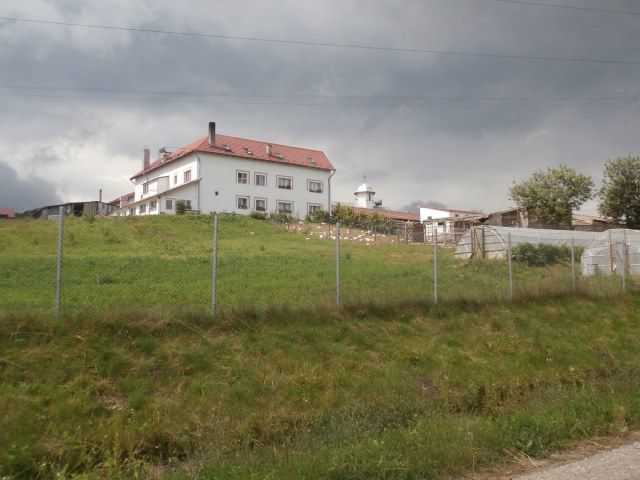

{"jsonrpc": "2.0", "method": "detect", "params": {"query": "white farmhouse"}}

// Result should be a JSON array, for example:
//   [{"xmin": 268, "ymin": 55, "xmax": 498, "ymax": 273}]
[{"xmin": 113, "ymin": 122, "xmax": 336, "ymax": 217}]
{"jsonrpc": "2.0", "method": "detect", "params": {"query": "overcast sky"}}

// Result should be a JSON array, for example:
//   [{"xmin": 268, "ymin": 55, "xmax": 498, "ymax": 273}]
[{"xmin": 1, "ymin": 0, "xmax": 639, "ymax": 213}]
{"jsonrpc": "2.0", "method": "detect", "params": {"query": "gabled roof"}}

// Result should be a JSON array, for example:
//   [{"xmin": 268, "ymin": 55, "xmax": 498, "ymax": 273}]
[{"xmin": 131, "ymin": 134, "xmax": 334, "ymax": 180}]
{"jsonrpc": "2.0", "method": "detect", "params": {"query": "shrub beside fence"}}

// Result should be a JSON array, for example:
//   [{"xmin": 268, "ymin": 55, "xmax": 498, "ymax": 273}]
[{"xmin": 0, "ymin": 210, "xmax": 636, "ymax": 319}]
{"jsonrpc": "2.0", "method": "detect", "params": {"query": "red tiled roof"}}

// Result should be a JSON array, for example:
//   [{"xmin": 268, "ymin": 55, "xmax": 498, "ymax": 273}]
[
  {"xmin": 334, "ymin": 205, "xmax": 420, "ymax": 222},
  {"xmin": 131, "ymin": 134, "xmax": 334, "ymax": 180},
  {"xmin": 0, "ymin": 208, "xmax": 15, "ymax": 218}
]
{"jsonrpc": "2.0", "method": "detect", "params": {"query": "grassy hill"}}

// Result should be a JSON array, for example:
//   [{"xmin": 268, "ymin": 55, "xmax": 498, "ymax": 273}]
[
  {"xmin": 0, "ymin": 215, "xmax": 595, "ymax": 317},
  {"xmin": 1, "ymin": 297, "xmax": 640, "ymax": 479},
  {"xmin": 0, "ymin": 216, "xmax": 638, "ymax": 478}
]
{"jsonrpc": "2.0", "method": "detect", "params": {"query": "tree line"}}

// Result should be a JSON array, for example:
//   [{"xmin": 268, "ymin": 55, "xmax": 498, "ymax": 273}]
[{"xmin": 510, "ymin": 155, "xmax": 640, "ymax": 229}]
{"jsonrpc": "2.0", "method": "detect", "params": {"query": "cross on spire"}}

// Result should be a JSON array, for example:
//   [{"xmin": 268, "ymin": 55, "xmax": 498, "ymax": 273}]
[{"xmin": 362, "ymin": 174, "xmax": 367, "ymax": 183}]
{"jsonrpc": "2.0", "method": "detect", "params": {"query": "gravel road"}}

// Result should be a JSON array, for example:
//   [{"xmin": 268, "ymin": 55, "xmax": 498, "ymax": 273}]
[{"xmin": 513, "ymin": 442, "xmax": 640, "ymax": 480}]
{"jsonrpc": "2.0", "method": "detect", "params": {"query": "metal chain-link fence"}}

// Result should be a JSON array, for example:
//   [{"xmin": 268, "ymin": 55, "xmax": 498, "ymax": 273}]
[{"xmin": 0, "ymin": 210, "xmax": 637, "ymax": 318}]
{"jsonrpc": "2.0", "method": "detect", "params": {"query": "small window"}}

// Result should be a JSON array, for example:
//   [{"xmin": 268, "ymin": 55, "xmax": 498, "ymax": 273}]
[
  {"xmin": 255, "ymin": 198, "xmax": 267, "ymax": 211},
  {"xmin": 237, "ymin": 171, "xmax": 249, "ymax": 184},
  {"xmin": 166, "ymin": 199, "xmax": 173, "ymax": 210},
  {"xmin": 142, "ymin": 183, "xmax": 149, "ymax": 194},
  {"xmin": 308, "ymin": 180, "xmax": 322, "ymax": 193},
  {"xmin": 277, "ymin": 176, "xmax": 292, "ymax": 189},
  {"xmin": 139, "ymin": 204, "xmax": 146, "ymax": 213},
  {"xmin": 150, "ymin": 200, "xmax": 157, "ymax": 211},
  {"xmin": 277, "ymin": 201, "xmax": 293, "ymax": 214},
  {"xmin": 237, "ymin": 196, "xmax": 249, "ymax": 210},
  {"xmin": 308, "ymin": 204, "xmax": 323, "ymax": 215},
  {"xmin": 185, "ymin": 200, "xmax": 192, "ymax": 210},
  {"xmin": 129, "ymin": 207, "xmax": 135, "ymax": 216},
  {"xmin": 184, "ymin": 170, "xmax": 192, "ymax": 183},
  {"xmin": 255, "ymin": 173, "xmax": 266, "ymax": 186},
  {"xmin": 173, "ymin": 175, "xmax": 178, "ymax": 185}
]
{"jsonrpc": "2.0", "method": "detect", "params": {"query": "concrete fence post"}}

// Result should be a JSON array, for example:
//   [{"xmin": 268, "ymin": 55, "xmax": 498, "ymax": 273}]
[
  {"xmin": 336, "ymin": 221, "xmax": 341, "ymax": 309},
  {"xmin": 571, "ymin": 237, "xmax": 576, "ymax": 293},
  {"xmin": 433, "ymin": 230, "xmax": 439, "ymax": 304},
  {"xmin": 507, "ymin": 232, "xmax": 513, "ymax": 301},
  {"xmin": 212, "ymin": 214, "xmax": 219, "ymax": 318},
  {"xmin": 621, "ymin": 238, "xmax": 627, "ymax": 294},
  {"xmin": 55, "ymin": 205, "xmax": 64, "ymax": 319}
]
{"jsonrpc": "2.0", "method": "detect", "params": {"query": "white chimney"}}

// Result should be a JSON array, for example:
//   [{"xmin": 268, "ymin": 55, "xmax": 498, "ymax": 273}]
[
  {"xmin": 266, "ymin": 144, "xmax": 273, "ymax": 156},
  {"xmin": 208, "ymin": 122, "xmax": 216, "ymax": 147},
  {"xmin": 143, "ymin": 147, "xmax": 150, "ymax": 169}
]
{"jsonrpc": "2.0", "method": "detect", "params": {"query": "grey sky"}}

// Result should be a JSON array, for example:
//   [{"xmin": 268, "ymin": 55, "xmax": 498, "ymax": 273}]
[{"xmin": 1, "ymin": 0, "xmax": 639, "ymax": 213}]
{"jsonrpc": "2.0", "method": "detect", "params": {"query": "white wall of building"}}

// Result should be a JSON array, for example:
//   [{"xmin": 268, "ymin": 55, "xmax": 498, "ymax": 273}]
[
  {"xmin": 198, "ymin": 151, "xmax": 330, "ymax": 217},
  {"xmin": 122, "ymin": 151, "xmax": 331, "ymax": 217},
  {"xmin": 419, "ymin": 207, "xmax": 452, "ymax": 223}
]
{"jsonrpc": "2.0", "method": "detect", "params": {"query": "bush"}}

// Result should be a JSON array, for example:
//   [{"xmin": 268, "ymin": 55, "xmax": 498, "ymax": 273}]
[
  {"xmin": 512, "ymin": 243, "xmax": 573, "ymax": 267},
  {"xmin": 249, "ymin": 211, "xmax": 268, "ymax": 220},
  {"xmin": 175, "ymin": 200, "xmax": 187, "ymax": 215},
  {"xmin": 305, "ymin": 209, "xmax": 330, "ymax": 223},
  {"xmin": 270, "ymin": 211, "xmax": 296, "ymax": 224}
]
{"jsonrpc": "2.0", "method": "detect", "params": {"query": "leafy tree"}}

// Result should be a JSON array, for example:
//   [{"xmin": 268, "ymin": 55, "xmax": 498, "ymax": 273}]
[
  {"xmin": 509, "ymin": 166, "xmax": 594, "ymax": 227},
  {"xmin": 598, "ymin": 155, "xmax": 640, "ymax": 228}
]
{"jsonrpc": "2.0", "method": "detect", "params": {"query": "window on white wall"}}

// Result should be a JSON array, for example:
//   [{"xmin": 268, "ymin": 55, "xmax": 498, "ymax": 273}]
[
  {"xmin": 277, "ymin": 201, "xmax": 293, "ymax": 214},
  {"xmin": 173, "ymin": 174, "xmax": 178, "ymax": 185},
  {"xmin": 139, "ymin": 203, "xmax": 146, "ymax": 213},
  {"xmin": 255, "ymin": 198, "xmax": 267, "ymax": 211},
  {"xmin": 237, "ymin": 196, "xmax": 249, "ymax": 210},
  {"xmin": 308, "ymin": 204, "xmax": 323, "ymax": 215},
  {"xmin": 237, "ymin": 171, "xmax": 249, "ymax": 184},
  {"xmin": 150, "ymin": 200, "xmax": 157, "ymax": 211},
  {"xmin": 255, "ymin": 173, "xmax": 266, "ymax": 186},
  {"xmin": 308, "ymin": 180, "xmax": 322, "ymax": 193},
  {"xmin": 277, "ymin": 176, "xmax": 292, "ymax": 189},
  {"xmin": 166, "ymin": 199, "xmax": 173, "ymax": 210},
  {"xmin": 184, "ymin": 170, "xmax": 192, "ymax": 183},
  {"xmin": 142, "ymin": 183, "xmax": 149, "ymax": 194},
  {"xmin": 185, "ymin": 200, "xmax": 192, "ymax": 210}
]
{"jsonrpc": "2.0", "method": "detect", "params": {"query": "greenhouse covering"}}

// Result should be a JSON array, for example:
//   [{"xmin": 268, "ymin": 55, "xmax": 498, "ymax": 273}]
[
  {"xmin": 454, "ymin": 226, "xmax": 598, "ymax": 260},
  {"xmin": 581, "ymin": 229, "xmax": 640, "ymax": 276}
]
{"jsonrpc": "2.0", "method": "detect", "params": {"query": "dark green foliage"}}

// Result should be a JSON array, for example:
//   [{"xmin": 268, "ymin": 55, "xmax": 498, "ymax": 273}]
[
  {"xmin": 175, "ymin": 200, "xmax": 187, "ymax": 215},
  {"xmin": 269, "ymin": 211, "xmax": 296, "ymax": 224},
  {"xmin": 512, "ymin": 243, "xmax": 577, "ymax": 267},
  {"xmin": 249, "ymin": 210, "xmax": 268, "ymax": 220},
  {"xmin": 509, "ymin": 166, "xmax": 594, "ymax": 226},
  {"xmin": 305, "ymin": 209, "xmax": 330, "ymax": 223},
  {"xmin": 598, "ymin": 155, "xmax": 640, "ymax": 228},
  {"xmin": 332, "ymin": 203, "xmax": 395, "ymax": 233}
]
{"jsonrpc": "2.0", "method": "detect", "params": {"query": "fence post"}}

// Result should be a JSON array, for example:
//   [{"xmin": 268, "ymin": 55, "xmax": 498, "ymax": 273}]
[
  {"xmin": 55, "ymin": 205, "xmax": 64, "ymax": 319},
  {"xmin": 336, "ymin": 221, "xmax": 341, "ymax": 309},
  {"xmin": 507, "ymin": 232, "xmax": 513, "ymax": 301},
  {"xmin": 621, "ymin": 238, "xmax": 627, "ymax": 294},
  {"xmin": 212, "ymin": 214, "xmax": 219, "ymax": 318},
  {"xmin": 571, "ymin": 237, "xmax": 576, "ymax": 293},
  {"xmin": 433, "ymin": 230, "xmax": 438, "ymax": 304}
]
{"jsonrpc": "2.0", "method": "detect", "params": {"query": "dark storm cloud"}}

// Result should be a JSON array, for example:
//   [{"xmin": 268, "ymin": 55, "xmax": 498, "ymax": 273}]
[
  {"xmin": 0, "ymin": 0, "xmax": 639, "ymax": 213},
  {"xmin": 0, "ymin": 160, "xmax": 61, "ymax": 211}
]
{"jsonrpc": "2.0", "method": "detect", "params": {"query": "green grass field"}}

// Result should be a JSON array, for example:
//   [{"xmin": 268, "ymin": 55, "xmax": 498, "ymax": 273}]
[
  {"xmin": 1, "ymin": 297, "xmax": 640, "ymax": 479},
  {"xmin": 0, "ymin": 215, "xmax": 627, "ymax": 317},
  {"xmin": 1, "ymin": 216, "xmax": 638, "ymax": 478}
]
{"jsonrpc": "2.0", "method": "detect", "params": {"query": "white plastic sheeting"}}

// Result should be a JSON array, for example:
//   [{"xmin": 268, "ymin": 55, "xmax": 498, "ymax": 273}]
[
  {"xmin": 581, "ymin": 229, "xmax": 640, "ymax": 276},
  {"xmin": 455, "ymin": 226, "xmax": 598, "ymax": 260}
]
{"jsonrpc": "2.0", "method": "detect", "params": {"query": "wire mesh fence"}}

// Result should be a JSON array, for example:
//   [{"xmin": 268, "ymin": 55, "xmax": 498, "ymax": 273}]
[{"xmin": 0, "ymin": 211, "xmax": 638, "ymax": 318}]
